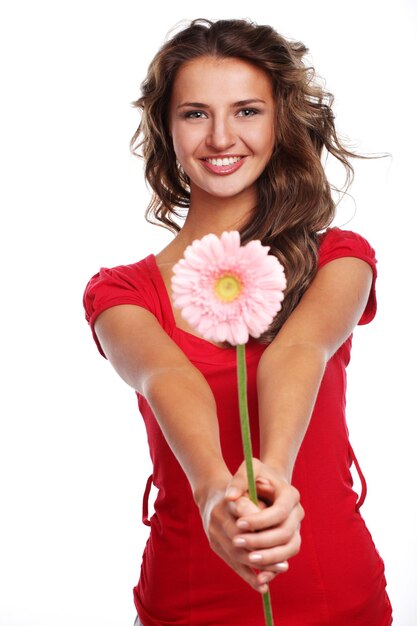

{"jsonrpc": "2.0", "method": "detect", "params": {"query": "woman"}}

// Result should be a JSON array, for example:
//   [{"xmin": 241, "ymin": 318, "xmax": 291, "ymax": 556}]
[{"xmin": 83, "ymin": 18, "xmax": 392, "ymax": 626}]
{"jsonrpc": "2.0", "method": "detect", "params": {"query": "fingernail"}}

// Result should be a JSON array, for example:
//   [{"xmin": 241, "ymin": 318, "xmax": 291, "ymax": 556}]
[
  {"xmin": 237, "ymin": 520, "xmax": 249, "ymax": 530},
  {"xmin": 258, "ymin": 574, "xmax": 269, "ymax": 584},
  {"xmin": 275, "ymin": 562, "xmax": 289, "ymax": 572},
  {"xmin": 249, "ymin": 553, "xmax": 263, "ymax": 563},
  {"xmin": 226, "ymin": 487, "xmax": 239, "ymax": 498},
  {"xmin": 233, "ymin": 537, "xmax": 246, "ymax": 546}
]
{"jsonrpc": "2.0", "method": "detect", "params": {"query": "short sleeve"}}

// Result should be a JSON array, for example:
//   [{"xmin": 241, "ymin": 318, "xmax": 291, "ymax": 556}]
[
  {"xmin": 83, "ymin": 260, "xmax": 155, "ymax": 358},
  {"xmin": 318, "ymin": 228, "xmax": 377, "ymax": 325}
]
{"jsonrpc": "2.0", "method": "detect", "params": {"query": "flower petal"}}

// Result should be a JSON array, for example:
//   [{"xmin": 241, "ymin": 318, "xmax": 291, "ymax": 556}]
[{"xmin": 171, "ymin": 231, "xmax": 286, "ymax": 344}]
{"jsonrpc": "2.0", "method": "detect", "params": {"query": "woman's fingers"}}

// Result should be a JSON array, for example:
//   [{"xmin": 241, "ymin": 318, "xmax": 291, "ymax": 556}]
[
  {"xmin": 210, "ymin": 532, "xmax": 277, "ymax": 593},
  {"xmin": 231, "ymin": 488, "xmax": 304, "ymax": 568},
  {"xmin": 225, "ymin": 462, "xmax": 275, "ymax": 503},
  {"xmin": 203, "ymin": 459, "xmax": 305, "ymax": 593},
  {"xmin": 234, "ymin": 525, "xmax": 302, "ymax": 568},
  {"xmin": 235, "ymin": 562, "xmax": 271, "ymax": 593},
  {"xmin": 247, "ymin": 531, "xmax": 302, "ymax": 566},
  {"xmin": 233, "ymin": 505, "xmax": 302, "ymax": 551},
  {"xmin": 228, "ymin": 495, "xmax": 262, "ymax": 518},
  {"xmin": 236, "ymin": 485, "xmax": 303, "ymax": 532},
  {"xmin": 232, "ymin": 550, "xmax": 288, "ymax": 589},
  {"xmin": 225, "ymin": 471, "xmax": 250, "ymax": 501},
  {"xmin": 255, "ymin": 562, "xmax": 288, "ymax": 587}
]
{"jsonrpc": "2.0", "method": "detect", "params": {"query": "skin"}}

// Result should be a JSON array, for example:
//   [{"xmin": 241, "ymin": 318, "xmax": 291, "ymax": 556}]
[{"xmin": 94, "ymin": 56, "xmax": 373, "ymax": 594}]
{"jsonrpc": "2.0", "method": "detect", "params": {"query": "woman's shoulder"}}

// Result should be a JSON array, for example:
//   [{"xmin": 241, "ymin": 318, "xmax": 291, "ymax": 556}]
[
  {"xmin": 86, "ymin": 254, "xmax": 154, "ymax": 285},
  {"xmin": 317, "ymin": 227, "xmax": 377, "ymax": 325},
  {"xmin": 83, "ymin": 255, "xmax": 155, "ymax": 316},
  {"xmin": 318, "ymin": 227, "xmax": 377, "ymax": 269},
  {"xmin": 82, "ymin": 255, "xmax": 162, "ymax": 357}
]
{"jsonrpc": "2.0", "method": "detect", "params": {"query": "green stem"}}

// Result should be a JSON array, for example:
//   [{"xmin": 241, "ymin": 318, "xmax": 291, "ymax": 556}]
[{"xmin": 236, "ymin": 344, "xmax": 275, "ymax": 626}]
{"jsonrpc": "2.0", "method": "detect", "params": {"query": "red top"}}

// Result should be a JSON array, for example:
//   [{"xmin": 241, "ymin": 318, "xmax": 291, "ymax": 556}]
[{"xmin": 83, "ymin": 228, "xmax": 392, "ymax": 626}]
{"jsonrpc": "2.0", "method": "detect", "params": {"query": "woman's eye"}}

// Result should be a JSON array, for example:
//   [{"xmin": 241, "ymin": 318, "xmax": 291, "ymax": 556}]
[
  {"xmin": 237, "ymin": 108, "xmax": 259, "ymax": 117},
  {"xmin": 184, "ymin": 111, "xmax": 207, "ymax": 119}
]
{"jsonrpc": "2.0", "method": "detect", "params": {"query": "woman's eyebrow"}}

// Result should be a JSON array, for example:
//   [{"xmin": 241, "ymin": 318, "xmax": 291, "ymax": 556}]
[
  {"xmin": 233, "ymin": 98, "xmax": 266, "ymax": 107},
  {"xmin": 177, "ymin": 98, "xmax": 266, "ymax": 109},
  {"xmin": 177, "ymin": 101, "xmax": 208, "ymax": 109}
]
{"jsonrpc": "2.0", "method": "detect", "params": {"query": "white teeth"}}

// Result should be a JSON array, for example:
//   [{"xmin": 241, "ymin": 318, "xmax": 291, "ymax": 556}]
[{"xmin": 206, "ymin": 156, "xmax": 242, "ymax": 166}]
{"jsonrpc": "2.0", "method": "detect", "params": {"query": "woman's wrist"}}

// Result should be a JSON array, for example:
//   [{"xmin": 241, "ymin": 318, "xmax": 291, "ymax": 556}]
[
  {"xmin": 192, "ymin": 466, "xmax": 232, "ymax": 511},
  {"xmin": 258, "ymin": 456, "xmax": 293, "ymax": 484}
]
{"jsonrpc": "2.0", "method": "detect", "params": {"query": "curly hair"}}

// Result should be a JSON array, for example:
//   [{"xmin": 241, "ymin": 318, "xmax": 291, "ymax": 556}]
[{"xmin": 130, "ymin": 18, "xmax": 360, "ymax": 342}]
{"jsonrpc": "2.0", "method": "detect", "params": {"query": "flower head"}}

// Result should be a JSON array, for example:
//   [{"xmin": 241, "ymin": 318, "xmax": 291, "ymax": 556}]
[{"xmin": 171, "ymin": 231, "xmax": 286, "ymax": 345}]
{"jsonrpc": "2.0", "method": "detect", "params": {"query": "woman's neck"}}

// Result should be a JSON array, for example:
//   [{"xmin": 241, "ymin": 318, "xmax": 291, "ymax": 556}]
[
  {"xmin": 178, "ymin": 187, "xmax": 255, "ymax": 244},
  {"xmin": 156, "ymin": 186, "xmax": 256, "ymax": 263}
]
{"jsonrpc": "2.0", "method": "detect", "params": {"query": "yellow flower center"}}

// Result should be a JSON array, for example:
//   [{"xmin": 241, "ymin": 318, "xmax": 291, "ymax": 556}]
[{"xmin": 214, "ymin": 274, "xmax": 243, "ymax": 302}]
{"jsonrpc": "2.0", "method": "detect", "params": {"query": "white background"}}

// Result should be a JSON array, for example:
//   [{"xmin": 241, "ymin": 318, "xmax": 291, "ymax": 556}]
[{"xmin": 1, "ymin": 1, "xmax": 416, "ymax": 624}]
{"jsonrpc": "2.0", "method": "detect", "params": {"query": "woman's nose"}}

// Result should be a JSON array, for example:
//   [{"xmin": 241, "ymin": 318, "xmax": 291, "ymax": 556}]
[{"xmin": 206, "ymin": 116, "xmax": 236, "ymax": 151}]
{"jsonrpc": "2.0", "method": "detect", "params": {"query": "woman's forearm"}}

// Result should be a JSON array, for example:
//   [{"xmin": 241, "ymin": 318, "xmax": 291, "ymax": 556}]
[
  {"xmin": 257, "ymin": 343, "xmax": 327, "ymax": 481},
  {"xmin": 144, "ymin": 365, "xmax": 231, "ymax": 499},
  {"xmin": 94, "ymin": 306, "xmax": 231, "ymax": 504},
  {"xmin": 257, "ymin": 256, "xmax": 374, "ymax": 481}
]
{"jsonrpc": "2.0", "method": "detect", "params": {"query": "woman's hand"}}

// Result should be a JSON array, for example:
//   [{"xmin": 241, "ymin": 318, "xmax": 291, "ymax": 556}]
[
  {"xmin": 195, "ymin": 459, "xmax": 304, "ymax": 593},
  {"xmin": 227, "ymin": 459, "xmax": 304, "ymax": 585}
]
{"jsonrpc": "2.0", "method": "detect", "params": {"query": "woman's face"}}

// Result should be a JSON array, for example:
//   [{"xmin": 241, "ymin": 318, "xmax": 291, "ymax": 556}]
[{"xmin": 169, "ymin": 56, "xmax": 275, "ymax": 205}]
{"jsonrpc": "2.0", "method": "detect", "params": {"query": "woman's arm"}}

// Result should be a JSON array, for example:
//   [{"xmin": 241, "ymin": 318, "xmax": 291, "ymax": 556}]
[
  {"xmin": 224, "ymin": 257, "xmax": 373, "ymax": 573},
  {"xmin": 94, "ymin": 305, "xmax": 285, "ymax": 591},
  {"xmin": 257, "ymin": 256, "xmax": 373, "ymax": 479},
  {"xmin": 94, "ymin": 305, "xmax": 230, "ymax": 494}
]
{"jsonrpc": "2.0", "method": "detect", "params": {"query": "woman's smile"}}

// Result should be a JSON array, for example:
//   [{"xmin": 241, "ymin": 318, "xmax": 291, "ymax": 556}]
[{"xmin": 200, "ymin": 154, "xmax": 246, "ymax": 175}]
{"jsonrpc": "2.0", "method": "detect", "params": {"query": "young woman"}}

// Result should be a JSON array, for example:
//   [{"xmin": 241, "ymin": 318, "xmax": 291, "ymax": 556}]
[{"xmin": 83, "ymin": 18, "xmax": 392, "ymax": 626}]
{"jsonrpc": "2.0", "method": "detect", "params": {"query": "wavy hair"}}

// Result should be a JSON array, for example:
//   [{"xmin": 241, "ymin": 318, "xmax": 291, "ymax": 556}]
[{"xmin": 130, "ymin": 18, "xmax": 361, "ymax": 342}]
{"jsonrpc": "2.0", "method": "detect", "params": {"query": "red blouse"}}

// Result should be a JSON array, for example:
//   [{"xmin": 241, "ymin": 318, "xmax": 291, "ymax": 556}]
[{"xmin": 83, "ymin": 228, "xmax": 392, "ymax": 625}]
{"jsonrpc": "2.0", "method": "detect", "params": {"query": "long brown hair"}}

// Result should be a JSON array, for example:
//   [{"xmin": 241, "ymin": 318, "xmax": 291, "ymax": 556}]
[{"xmin": 131, "ymin": 18, "xmax": 360, "ymax": 342}]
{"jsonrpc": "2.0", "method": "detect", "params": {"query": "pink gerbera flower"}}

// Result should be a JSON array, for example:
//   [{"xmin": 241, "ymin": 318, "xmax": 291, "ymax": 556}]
[{"xmin": 171, "ymin": 231, "xmax": 286, "ymax": 346}]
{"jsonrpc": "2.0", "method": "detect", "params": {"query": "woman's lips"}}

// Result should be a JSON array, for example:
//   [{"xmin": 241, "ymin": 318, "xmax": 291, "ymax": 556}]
[{"xmin": 200, "ymin": 156, "xmax": 246, "ymax": 175}]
